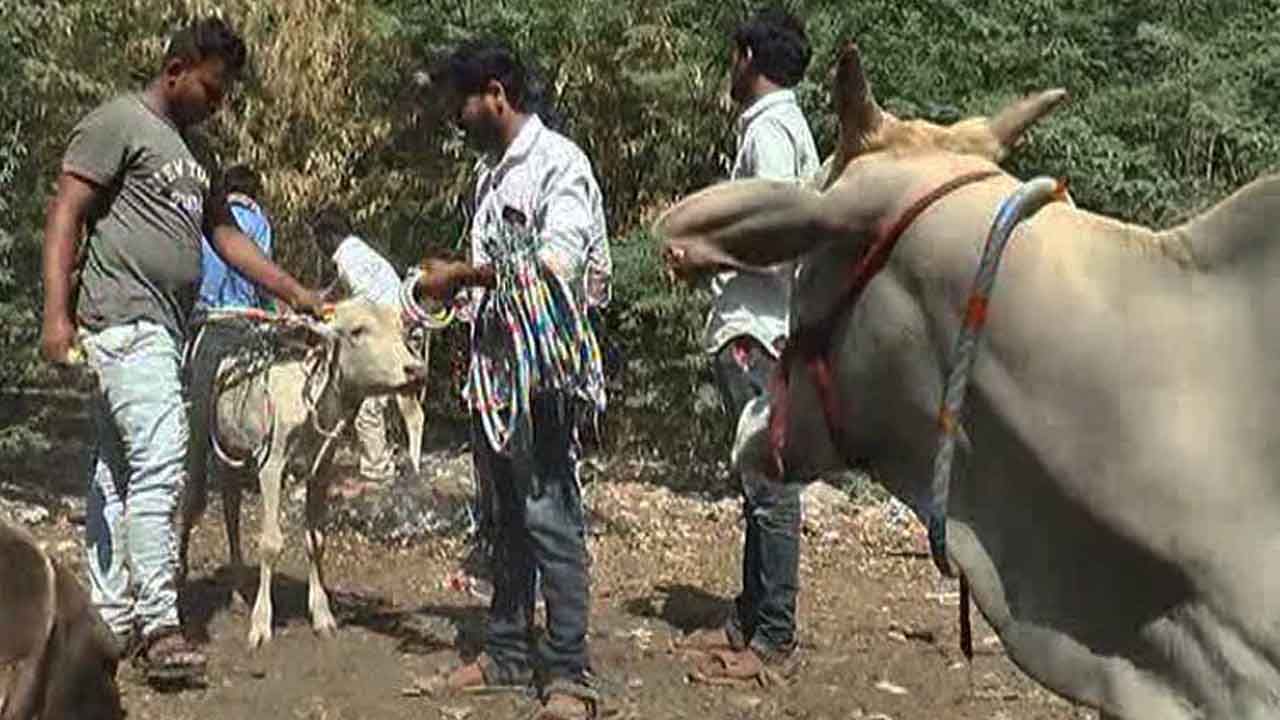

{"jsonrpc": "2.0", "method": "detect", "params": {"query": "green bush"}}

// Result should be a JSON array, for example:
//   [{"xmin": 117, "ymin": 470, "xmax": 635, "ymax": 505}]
[{"xmin": 3, "ymin": 0, "xmax": 1278, "ymax": 475}]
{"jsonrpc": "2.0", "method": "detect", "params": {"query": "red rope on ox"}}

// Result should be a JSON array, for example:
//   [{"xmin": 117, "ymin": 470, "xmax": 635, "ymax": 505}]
[
  {"xmin": 960, "ymin": 573, "xmax": 973, "ymax": 661},
  {"xmin": 963, "ymin": 294, "xmax": 990, "ymax": 330},
  {"xmin": 767, "ymin": 169, "xmax": 1002, "ymax": 477}
]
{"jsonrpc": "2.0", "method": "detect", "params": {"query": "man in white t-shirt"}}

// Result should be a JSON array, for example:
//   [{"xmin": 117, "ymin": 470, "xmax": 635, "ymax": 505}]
[
  {"xmin": 679, "ymin": 6, "xmax": 820, "ymax": 684},
  {"xmin": 312, "ymin": 207, "xmax": 404, "ymax": 487}
]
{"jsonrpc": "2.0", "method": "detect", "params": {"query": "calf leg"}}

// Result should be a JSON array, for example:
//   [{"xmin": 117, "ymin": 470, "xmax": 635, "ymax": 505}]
[
  {"xmin": 177, "ymin": 442, "xmax": 210, "ymax": 589},
  {"xmin": 222, "ymin": 475, "xmax": 249, "ymax": 613},
  {"xmin": 304, "ymin": 474, "xmax": 337, "ymax": 637},
  {"xmin": 223, "ymin": 474, "xmax": 244, "ymax": 569},
  {"xmin": 248, "ymin": 455, "xmax": 286, "ymax": 649}
]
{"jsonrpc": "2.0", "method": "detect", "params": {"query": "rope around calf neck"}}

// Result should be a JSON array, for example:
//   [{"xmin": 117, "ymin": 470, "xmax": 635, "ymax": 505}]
[{"xmin": 188, "ymin": 308, "xmax": 341, "ymax": 475}]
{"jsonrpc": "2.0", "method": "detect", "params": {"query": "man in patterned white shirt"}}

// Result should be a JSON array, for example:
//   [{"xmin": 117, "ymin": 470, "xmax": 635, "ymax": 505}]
[
  {"xmin": 413, "ymin": 39, "xmax": 608, "ymax": 720},
  {"xmin": 677, "ymin": 6, "xmax": 821, "ymax": 685}
]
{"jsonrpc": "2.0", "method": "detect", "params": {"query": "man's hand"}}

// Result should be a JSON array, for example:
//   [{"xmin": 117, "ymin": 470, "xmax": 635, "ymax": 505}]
[
  {"xmin": 287, "ymin": 287, "xmax": 327, "ymax": 320},
  {"xmin": 43, "ymin": 173, "xmax": 99, "ymax": 366},
  {"xmin": 416, "ymin": 259, "xmax": 471, "ymax": 302},
  {"xmin": 40, "ymin": 314, "xmax": 78, "ymax": 365}
]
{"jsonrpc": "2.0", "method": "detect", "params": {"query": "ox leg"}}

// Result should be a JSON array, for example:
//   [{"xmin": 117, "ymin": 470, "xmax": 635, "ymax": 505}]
[
  {"xmin": 248, "ymin": 455, "xmax": 286, "ymax": 649},
  {"xmin": 303, "ymin": 473, "xmax": 337, "ymax": 637}
]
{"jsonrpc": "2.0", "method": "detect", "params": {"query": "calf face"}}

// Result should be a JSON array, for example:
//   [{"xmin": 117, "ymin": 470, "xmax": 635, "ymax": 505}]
[{"xmin": 329, "ymin": 301, "xmax": 427, "ymax": 394}]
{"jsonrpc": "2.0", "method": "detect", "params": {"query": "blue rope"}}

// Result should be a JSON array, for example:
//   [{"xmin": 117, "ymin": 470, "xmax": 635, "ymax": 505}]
[{"xmin": 926, "ymin": 176, "xmax": 1067, "ymax": 576}]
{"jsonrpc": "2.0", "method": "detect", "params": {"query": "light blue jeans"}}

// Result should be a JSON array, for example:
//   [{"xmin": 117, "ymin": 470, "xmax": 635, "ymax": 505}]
[{"xmin": 81, "ymin": 321, "xmax": 187, "ymax": 640}]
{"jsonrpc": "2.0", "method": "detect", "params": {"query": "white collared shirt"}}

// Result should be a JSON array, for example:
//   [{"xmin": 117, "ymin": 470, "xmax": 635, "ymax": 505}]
[
  {"xmin": 467, "ymin": 114, "xmax": 611, "ymax": 311},
  {"xmin": 703, "ymin": 89, "xmax": 820, "ymax": 357}
]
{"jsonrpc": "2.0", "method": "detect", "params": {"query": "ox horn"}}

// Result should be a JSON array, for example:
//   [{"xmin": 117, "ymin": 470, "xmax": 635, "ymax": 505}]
[
  {"xmin": 987, "ymin": 88, "xmax": 1070, "ymax": 155},
  {"xmin": 834, "ymin": 42, "xmax": 884, "ymax": 168}
]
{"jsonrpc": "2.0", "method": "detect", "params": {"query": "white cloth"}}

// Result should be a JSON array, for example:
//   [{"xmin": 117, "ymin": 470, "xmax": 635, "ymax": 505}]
[
  {"xmin": 332, "ymin": 235, "xmax": 401, "ymax": 307},
  {"xmin": 703, "ymin": 89, "xmax": 820, "ymax": 358}
]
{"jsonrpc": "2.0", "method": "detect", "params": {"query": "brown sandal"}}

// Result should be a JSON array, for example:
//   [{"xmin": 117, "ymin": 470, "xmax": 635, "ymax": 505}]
[
  {"xmin": 530, "ymin": 680, "xmax": 601, "ymax": 720},
  {"xmin": 688, "ymin": 647, "xmax": 765, "ymax": 686},
  {"xmin": 671, "ymin": 627, "xmax": 739, "ymax": 655},
  {"xmin": 135, "ymin": 628, "xmax": 207, "ymax": 685},
  {"xmin": 415, "ymin": 654, "xmax": 531, "ymax": 697}
]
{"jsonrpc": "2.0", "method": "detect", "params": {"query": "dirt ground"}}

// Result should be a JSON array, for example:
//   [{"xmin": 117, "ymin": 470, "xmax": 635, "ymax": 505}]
[{"xmin": 1, "ymin": 393, "xmax": 1098, "ymax": 720}]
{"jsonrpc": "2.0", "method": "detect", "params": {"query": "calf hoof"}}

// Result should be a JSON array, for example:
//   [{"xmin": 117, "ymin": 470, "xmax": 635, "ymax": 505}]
[
  {"xmin": 229, "ymin": 591, "xmax": 251, "ymax": 616},
  {"xmin": 247, "ymin": 622, "xmax": 272, "ymax": 650},
  {"xmin": 312, "ymin": 612, "xmax": 338, "ymax": 639}
]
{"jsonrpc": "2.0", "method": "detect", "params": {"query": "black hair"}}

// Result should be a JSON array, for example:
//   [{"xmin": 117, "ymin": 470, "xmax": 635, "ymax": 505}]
[
  {"xmin": 733, "ymin": 6, "xmax": 811, "ymax": 88},
  {"xmin": 163, "ymin": 16, "xmax": 248, "ymax": 77},
  {"xmin": 438, "ymin": 39, "xmax": 531, "ymax": 111},
  {"xmin": 312, "ymin": 205, "xmax": 352, "ymax": 253},
  {"xmin": 435, "ymin": 40, "xmax": 565, "ymax": 127},
  {"xmin": 221, "ymin": 164, "xmax": 260, "ymax": 198}
]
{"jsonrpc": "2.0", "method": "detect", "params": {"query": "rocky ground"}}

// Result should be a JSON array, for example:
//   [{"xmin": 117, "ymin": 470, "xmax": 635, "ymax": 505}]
[{"xmin": 0, "ymin": 392, "xmax": 1098, "ymax": 719}]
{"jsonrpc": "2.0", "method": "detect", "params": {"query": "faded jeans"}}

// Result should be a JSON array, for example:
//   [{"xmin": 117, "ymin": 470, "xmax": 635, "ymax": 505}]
[
  {"xmin": 711, "ymin": 336, "xmax": 803, "ymax": 658},
  {"xmin": 81, "ymin": 321, "xmax": 187, "ymax": 640},
  {"xmin": 470, "ymin": 393, "xmax": 592, "ymax": 685}
]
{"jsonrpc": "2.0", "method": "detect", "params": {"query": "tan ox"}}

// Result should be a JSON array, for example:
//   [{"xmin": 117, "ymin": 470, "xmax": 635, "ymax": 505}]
[
  {"xmin": 1, "ymin": 519, "xmax": 122, "ymax": 720},
  {"xmin": 657, "ymin": 42, "xmax": 1280, "ymax": 720},
  {"xmin": 180, "ymin": 300, "xmax": 426, "ymax": 648}
]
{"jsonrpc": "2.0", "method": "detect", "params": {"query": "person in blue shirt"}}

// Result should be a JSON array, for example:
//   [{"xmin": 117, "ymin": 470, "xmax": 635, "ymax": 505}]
[{"xmin": 197, "ymin": 164, "xmax": 274, "ymax": 311}]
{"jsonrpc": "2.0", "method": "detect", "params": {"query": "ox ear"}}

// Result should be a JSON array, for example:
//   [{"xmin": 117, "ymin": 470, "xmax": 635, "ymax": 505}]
[
  {"xmin": 986, "ymin": 88, "xmax": 1069, "ymax": 156},
  {"xmin": 655, "ymin": 178, "xmax": 830, "ymax": 272},
  {"xmin": 832, "ymin": 42, "xmax": 884, "ymax": 173}
]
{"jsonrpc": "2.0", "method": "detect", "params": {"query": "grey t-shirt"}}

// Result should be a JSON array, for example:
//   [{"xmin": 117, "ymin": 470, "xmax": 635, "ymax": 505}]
[{"xmin": 64, "ymin": 93, "xmax": 211, "ymax": 339}]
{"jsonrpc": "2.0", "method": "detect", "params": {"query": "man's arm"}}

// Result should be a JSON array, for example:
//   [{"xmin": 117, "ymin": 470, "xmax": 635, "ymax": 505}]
[
  {"xmin": 413, "ymin": 259, "xmax": 494, "ymax": 303},
  {"xmin": 41, "ymin": 173, "xmax": 100, "ymax": 363},
  {"xmin": 206, "ymin": 199, "xmax": 321, "ymax": 315},
  {"xmin": 251, "ymin": 209, "xmax": 277, "ymax": 311}
]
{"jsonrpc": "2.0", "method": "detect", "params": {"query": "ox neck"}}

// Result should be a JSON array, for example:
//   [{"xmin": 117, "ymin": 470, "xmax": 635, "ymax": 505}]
[{"xmin": 768, "ymin": 168, "xmax": 1002, "ymax": 476}]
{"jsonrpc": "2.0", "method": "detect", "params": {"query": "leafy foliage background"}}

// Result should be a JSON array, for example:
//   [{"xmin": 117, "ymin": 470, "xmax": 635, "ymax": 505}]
[{"xmin": 2, "ymin": 0, "xmax": 1278, "ymax": 470}]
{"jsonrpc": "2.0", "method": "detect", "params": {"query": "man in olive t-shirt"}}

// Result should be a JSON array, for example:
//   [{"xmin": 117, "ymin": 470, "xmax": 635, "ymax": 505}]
[
  {"xmin": 40, "ymin": 17, "xmax": 322, "ymax": 687},
  {"xmin": 69, "ymin": 94, "xmax": 211, "ymax": 339}
]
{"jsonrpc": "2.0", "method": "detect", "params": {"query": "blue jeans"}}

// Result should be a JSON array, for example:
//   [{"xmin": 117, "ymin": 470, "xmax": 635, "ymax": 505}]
[
  {"xmin": 712, "ymin": 336, "xmax": 803, "ymax": 658},
  {"xmin": 470, "ymin": 393, "xmax": 591, "ymax": 685},
  {"xmin": 81, "ymin": 321, "xmax": 188, "ymax": 639}
]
